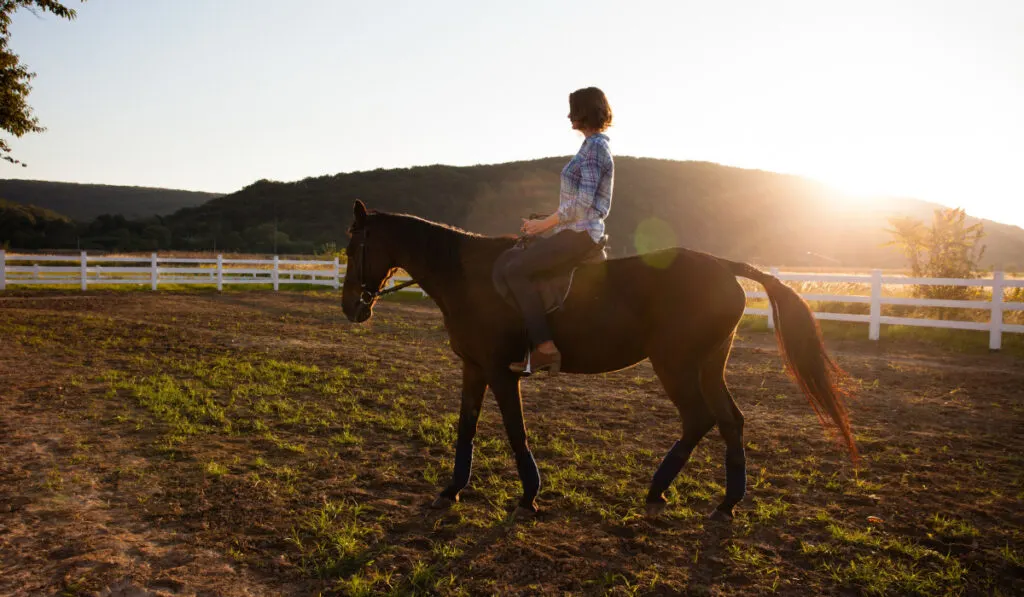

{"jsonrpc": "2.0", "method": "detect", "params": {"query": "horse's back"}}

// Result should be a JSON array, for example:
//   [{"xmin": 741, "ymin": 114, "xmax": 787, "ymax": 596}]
[
  {"xmin": 579, "ymin": 246, "xmax": 742, "ymax": 297},
  {"xmin": 563, "ymin": 247, "xmax": 746, "ymax": 326}
]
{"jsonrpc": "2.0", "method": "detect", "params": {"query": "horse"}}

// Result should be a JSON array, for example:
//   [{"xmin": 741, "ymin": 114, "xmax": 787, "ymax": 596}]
[{"xmin": 341, "ymin": 200, "xmax": 856, "ymax": 520}]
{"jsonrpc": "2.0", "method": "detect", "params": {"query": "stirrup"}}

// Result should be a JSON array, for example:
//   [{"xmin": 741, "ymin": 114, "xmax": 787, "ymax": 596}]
[
  {"xmin": 510, "ymin": 348, "xmax": 560, "ymax": 375},
  {"xmin": 510, "ymin": 351, "xmax": 533, "ymax": 375}
]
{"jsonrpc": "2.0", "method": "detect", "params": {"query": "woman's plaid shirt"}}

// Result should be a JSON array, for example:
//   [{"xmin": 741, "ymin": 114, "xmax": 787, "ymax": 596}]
[{"xmin": 553, "ymin": 133, "xmax": 614, "ymax": 243}]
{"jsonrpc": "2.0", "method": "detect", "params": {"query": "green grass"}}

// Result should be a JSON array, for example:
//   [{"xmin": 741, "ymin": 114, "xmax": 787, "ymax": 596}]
[
  {"xmin": 204, "ymin": 460, "xmax": 229, "ymax": 477},
  {"xmin": 727, "ymin": 543, "xmax": 782, "ymax": 591},
  {"xmin": 329, "ymin": 427, "xmax": 363, "ymax": 447},
  {"xmin": 333, "ymin": 568, "xmax": 396, "ymax": 596},
  {"xmin": 417, "ymin": 413, "xmax": 459, "ymax": 447},
  {"xmin": 998, "ymin": 544, "xmax": 1024, "ymax": 568},
  {"xmin": 431, "ymin": 540, "xmax": 464, "ymax": 562},
  {"xmin": 287, "ymin": 499, "xmax": 380, "ymax": 578},
  {"xmin": 930, "ymin": 514, "xmax": 981, "ymax": 540},
  {"xmin": 797, "ymin": 515, "xmax": 972, "ymax": 596},
  {"xmin": 107, "ymin": 371, "xmax": 229, "ymax": 444},
  {"xmin": 727, "ymin": 542, "xmax": 773, "ymax": 568},
  {"xmin": 750, "ymin": 496, "xmax": 790, "ymax": 524},
  {"xmin": 823, "ymin": 555, "xmax": 967, "ymax": 596}
]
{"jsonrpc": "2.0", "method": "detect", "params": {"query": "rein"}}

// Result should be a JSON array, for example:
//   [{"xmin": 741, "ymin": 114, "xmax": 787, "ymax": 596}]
[{"xmin": 353, "ymin": 228, "xmax": 420, "ymax": 306}]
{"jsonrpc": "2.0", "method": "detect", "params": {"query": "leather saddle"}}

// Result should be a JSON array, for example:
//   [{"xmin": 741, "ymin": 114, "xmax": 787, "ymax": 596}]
[{"xmin": 492, "ymin": 233, "xmax": 609, "ymax": 314}]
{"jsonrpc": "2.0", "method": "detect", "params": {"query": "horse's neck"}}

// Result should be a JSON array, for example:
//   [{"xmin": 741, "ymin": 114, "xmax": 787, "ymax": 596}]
[{"xmin": 387, "ymin": 221, "xmax": 509, "ymax": 301}]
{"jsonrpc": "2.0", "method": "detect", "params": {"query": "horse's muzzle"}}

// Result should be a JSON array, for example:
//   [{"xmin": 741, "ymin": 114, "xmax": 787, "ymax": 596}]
[{"xmin": 348, "ymin": 304, "xmax": 372, "ymax": 323}]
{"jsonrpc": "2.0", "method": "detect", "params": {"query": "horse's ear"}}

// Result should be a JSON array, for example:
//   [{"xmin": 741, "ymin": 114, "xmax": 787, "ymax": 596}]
[{"xmin": 353, "ymin": 200, "xmax": 367, "ymax": 226}]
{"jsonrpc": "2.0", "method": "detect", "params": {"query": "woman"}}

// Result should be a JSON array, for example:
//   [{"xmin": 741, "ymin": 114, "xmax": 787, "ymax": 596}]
[{"xmin": 506, "ymin": 86, "xmax": 615, "ymax": 374}]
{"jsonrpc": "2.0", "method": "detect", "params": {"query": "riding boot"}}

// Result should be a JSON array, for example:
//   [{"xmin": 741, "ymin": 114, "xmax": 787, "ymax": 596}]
[{"xmin": 510, "ymin": 347, "xmax": 562, "ymax": 374}]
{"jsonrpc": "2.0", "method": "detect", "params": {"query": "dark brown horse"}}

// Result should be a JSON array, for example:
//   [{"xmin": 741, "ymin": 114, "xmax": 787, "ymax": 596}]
[{"xmin": 341, "ymin": 200, "xmax": 856, "ymax": 520}]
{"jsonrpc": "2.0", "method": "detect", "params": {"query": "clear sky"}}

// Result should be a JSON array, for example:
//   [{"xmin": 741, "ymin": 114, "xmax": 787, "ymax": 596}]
[{"xmin": 6, "ymin": 0, "xmax": 1024, "ymax": 228}]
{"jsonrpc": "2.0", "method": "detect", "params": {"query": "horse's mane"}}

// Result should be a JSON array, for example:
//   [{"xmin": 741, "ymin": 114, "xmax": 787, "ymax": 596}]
[
  {"xmin": 366, "ymin": 210, "xmax": 516, "ymax": 278},
  {"xmin": 369, "ymin": 211, "xmax": 490, "ymax": 238}
]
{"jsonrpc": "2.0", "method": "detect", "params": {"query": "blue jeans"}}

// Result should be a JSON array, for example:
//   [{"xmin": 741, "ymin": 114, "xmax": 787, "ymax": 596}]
[{"xmin": 502, "ymin": 230, "xmax": 596, "ymax": 346}]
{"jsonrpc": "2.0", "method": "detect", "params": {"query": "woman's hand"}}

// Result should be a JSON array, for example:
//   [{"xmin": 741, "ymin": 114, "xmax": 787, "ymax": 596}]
[
  {"xmin": 521, "ymin": 213, "xmax": 559, "ymax": 236},
  {"xmin": 521, "ymin": 218, "xmax": 546, "ymax": 236}
]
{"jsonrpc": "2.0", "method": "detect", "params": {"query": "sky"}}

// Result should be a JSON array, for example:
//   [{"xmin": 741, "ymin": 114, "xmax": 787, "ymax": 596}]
[{"xmin": 6, "ymin": 0, "xmax": 1024, "ymax": 228}]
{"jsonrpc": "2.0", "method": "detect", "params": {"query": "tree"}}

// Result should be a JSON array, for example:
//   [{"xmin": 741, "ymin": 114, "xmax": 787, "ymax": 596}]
[
  {"xmin": 1, "ymin": 0, "xmax": 82, "ymax": 166},
  {"xmin": 885, "ymin": 207, "xmax": 987, "ymax": 300},
  {"xmin": 0, "ymin": 197, "xmax": 76, "ymax": 247}
]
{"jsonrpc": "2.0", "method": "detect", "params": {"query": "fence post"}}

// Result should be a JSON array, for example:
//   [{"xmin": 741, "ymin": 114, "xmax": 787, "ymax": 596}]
[
  {"xmin": 333, "ymin": 257, "xmax": 341, "ymax": 289},
  {"xmin": 33, "ymin": 263, "xmax": 40, "ymax": 280},
  {"xmin": 869, "ymin": 269, "xmax": 882, "ymax": 341},
  {"xmin": 0, "ymin": 250, "xmax": 5, "ymax": 291},
  {"xmin": 767, "ymin": 267, "xmax": 780, "ymax": 329},
  {"xmin": 216, "ymin": 254, "xmax": 223, "ymax": 291},
  {"xmin": 990, "ymin": 271, "xmax": 1004, "ymax": 351},
  {"xmin": 273, "ymin": 255, "xmax": 280, "ymax": 291},
  {"xmin": 151, "ymin": 253, "xmax": 158, "ymax": 290},
  {"xmin": 80, "ymin": 251, "xmax": 88, "ymax": 291},
  {"xmin": 96, "ymin": 264, "xmax": 103, "ymax": 281}
]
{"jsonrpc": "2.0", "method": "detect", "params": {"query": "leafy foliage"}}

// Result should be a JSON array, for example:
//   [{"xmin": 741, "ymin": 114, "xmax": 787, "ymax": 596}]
[
  {"xmin": 0, "ymin": 197, "xmax": 75, "ymax": 248},
  {"xmin": 886, "ymin": 207, "xmax": 987, "ymax": 300},
  {"xmin": 0, "ymin": 1, "xmax": 83, "ymax": 166}
]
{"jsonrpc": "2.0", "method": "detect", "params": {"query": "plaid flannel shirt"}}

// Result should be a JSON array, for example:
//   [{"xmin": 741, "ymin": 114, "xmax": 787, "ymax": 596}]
[{"xmin": 553, "ymin": 133, "xmax": 614, "ymax": 243}]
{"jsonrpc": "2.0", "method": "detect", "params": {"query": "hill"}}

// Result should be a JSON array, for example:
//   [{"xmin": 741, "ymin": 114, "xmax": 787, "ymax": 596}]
[
  {"xmin": 165, "ymin": 157, "xmax": 1024, "ymax": 269},
  {"xmin": 0, "ymin": 179, "xmax": 222, "ymax": 221}
]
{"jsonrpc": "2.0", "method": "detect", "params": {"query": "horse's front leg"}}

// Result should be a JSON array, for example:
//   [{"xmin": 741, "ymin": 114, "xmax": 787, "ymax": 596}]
[
  {"xmin": 431, "ymin": 362, "xmax": 487, "ymax": 509},
  {"xmin": 490, "ymin": 370, "xmax": 541, "ymax": 516}
]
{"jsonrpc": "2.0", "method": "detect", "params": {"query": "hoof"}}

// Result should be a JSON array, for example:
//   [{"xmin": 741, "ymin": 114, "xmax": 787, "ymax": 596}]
[
  {"xmin": 709, "ymin": 508, "xmax": 734, "ymax": 522},
  {"xmin": 645, "ymin": 502, "xmax": 667, "ymax": 518},
  {"xmin": 430, "ymin": 495, "xmax": 457, "ymax": 510},
  {"xmin": 511, "ymin": 506, "xmax": 537, "ymax": 521}
]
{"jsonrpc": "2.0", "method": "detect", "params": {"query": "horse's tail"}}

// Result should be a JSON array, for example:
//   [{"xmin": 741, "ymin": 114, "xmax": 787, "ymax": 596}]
[{"xmin": 724, "ymin": 260, "xmax": 858, "ymax": 462}]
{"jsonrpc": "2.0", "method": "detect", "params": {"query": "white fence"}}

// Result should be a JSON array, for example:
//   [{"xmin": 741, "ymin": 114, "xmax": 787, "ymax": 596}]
[
  {"xmin": 1, "ymin": 251, "xmax": 1022, "ymax": 350},
  {"xmin": 746, "ymin": 268, "xmax": 1024, "ymax": 350},
  {"xmin": 0, "ymin": 251, "xmax": 343, "ymax": 291}
]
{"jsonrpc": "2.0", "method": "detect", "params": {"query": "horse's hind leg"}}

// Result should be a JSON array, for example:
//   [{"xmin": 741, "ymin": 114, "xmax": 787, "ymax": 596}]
[
  {"xmin": 645, "ymin": 360, "xmax": 716, "ymax": 517},
  {"xmin": 700, "ymin": 337, "xmax": 747, "ymax": 521}
]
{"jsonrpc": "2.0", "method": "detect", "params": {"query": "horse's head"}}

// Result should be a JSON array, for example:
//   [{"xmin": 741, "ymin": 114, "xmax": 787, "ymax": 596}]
[{"xmin": 342, "ymin": 200, "xmax": 398, "ymax": 323}]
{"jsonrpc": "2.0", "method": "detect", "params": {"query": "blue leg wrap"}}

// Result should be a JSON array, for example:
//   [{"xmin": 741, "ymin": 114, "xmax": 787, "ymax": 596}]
[
  {"xmin": 649, "ymin": 440, "xmax": 694, "ymax": 499},
  {"xmin": 724, "ymin": 447, "xmax": 746, "ymax": 506},
  {"xmin": 450, "ymin": 442, "xmax": 474, "ymax": 492},
  {"xmin": 517, "ymin": 450, "xmax": 541, "ymax": 504}
]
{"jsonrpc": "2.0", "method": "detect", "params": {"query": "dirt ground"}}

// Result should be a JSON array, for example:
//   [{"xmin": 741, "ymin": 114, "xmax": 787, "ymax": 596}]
[{"xmin": 0, "ymin": 291, "xmax": 1021, "ymax": 596}]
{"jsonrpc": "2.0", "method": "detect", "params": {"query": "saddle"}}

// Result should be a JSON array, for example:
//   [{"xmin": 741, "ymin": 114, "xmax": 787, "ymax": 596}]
[{"xmin": 492, "ymin": 233, "xmax": 608, "ymax": 314}]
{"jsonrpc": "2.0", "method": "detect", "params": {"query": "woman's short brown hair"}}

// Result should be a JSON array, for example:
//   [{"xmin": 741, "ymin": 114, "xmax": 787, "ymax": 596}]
[{"xmin": 569, "ymin": 87, "xmax": 613, "ymax": 132}]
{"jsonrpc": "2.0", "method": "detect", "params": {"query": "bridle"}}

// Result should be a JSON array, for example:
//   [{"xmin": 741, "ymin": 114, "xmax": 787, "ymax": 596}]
[{"xmin": 350, "ymin": 227, "xmax": 418, "ymax": 307}]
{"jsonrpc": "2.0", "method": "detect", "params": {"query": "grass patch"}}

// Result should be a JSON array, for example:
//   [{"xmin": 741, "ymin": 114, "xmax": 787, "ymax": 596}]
[
  {"xmin": 287, "ymin": 499, "xmax": 380, "ymax": 578},
  {"xmin": 330, "ymin": 427, "xmax": 363, "ymax": 447},
  {"xmin": 204, "ymin": 460, "xmax": 228, "ymax": 477},
  {"xmin": 998, "ymin": 544, "xmax": 1024, "ymax": 569},
  {"xmin": 750, "ymin": 496, "xmax": 790, "ymax": 525},
  {"xmin": 929, "ymin": 514, "xmax": 980, "ymax": 540},
  {"xmin": 333, "ymin": 568, "xmax": 395, "ymax": 596},
  {"xmin": 823, "ymin": 554, "xmax": 967, "ymax": 596},
  {"xmin": 107, "ymin": 372, "xmax": 228, "ymax": 443},
  {"xmin": 417, "ymin": 413, "xmax": 458, "ymax": 447}
]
